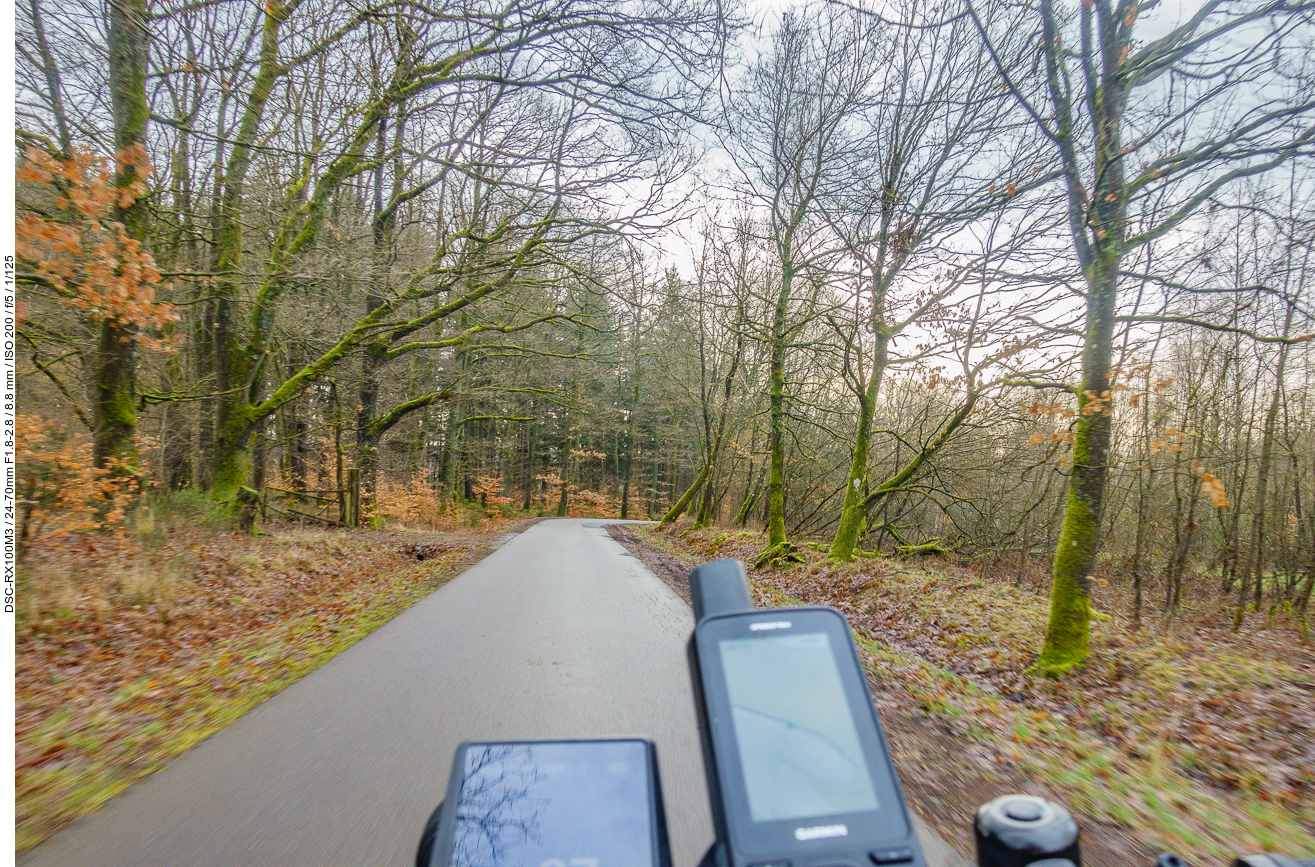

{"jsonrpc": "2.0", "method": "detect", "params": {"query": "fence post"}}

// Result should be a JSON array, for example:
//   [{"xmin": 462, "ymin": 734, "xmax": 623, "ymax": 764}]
[{"xmin": 346, "ymin": 467, "xmax": 360, "ymax": 527}]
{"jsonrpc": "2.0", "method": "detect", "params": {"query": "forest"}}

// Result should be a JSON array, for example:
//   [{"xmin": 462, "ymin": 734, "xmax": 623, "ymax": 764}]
[
  {"xmin": 11, "ymin": 0, "xmax": 1315, "ymax": 857},
  {"xmin": 16, "ymin": 0, "xmax": 1315, "ymax": 658}
]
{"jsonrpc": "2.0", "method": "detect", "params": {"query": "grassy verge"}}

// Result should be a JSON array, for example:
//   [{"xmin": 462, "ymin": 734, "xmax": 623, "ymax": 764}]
[
  {"xmin": 15, "ymin": 519, "xmax": 520, "ymax": 853},
  {"xmin": 634, "ymin": 524, "xmax": 1315, "ymax": 864}
]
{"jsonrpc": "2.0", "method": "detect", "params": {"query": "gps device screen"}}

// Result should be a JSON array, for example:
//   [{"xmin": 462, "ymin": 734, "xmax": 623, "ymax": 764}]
[
  {"xmin": 436, "ymin": 740, "xmax": 665, "ymax": 867},
  {"xmin": 693, "ymin": 606, "xmax": 923, "ymax": 867},
  {"xmin": 719, "ymin": 631, "xmax": 879, "ymax": 821}
]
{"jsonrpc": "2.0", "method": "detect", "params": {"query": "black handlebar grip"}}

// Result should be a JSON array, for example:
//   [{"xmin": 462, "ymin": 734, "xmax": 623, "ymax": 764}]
[
  {"xmin": 975, "ymin": 795, "xmax": 1080, "ymax": 867},
  {"xmin": 689, "ymin": 558, "xmax": 754, "ymax": 623}
]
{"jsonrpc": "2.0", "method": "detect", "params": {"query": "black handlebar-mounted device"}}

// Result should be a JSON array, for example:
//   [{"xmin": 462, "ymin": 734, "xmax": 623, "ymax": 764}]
[
  {"xmin": 686, "ymin": 558, "xmax": 927, "ymax": 867},
  {"xmin": 417, "ymin": 557, "xmax": 1314, "ymax": 867}
]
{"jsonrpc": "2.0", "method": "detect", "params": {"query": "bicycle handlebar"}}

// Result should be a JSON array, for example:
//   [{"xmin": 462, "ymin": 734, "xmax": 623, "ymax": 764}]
[{"xmin": 975, "ymin": 794, "xmax": 1315, "ymax": 867}]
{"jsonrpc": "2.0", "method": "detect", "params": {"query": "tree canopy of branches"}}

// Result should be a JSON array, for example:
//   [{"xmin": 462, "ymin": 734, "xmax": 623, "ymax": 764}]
[{"xmin": 15, "ymin": 0, "xmax": 1315, "ymax": 669}]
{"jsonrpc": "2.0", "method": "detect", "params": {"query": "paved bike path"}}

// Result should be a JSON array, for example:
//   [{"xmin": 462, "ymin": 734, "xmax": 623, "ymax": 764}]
[{"xmin": 20, "ymin": 519, "xmax": 965, "ymax": 867}]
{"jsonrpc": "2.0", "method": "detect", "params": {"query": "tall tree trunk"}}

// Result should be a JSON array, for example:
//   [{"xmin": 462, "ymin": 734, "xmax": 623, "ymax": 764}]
[
  {"xmin": 761, "ymin": 258, "xmax": 795, "ymax": 562},
  {"xmin": 1129, "ymin": 464, "xmax": 1152, "ymax": 630},
  {"xmin": 356, "ymin": 227, "xmax": 386, "ymax": 498},
  {"xmin": 161, "ymin": 110, "xmax": 195, "ymax": 490},
  {"xmin": 830, "ymin": 331, "xmax": 890, "ymax": 560},
  {"xmin": 555, "ymin": 335, "xmax": 585, "ymax": 517},
  {"xmin": 209, "ymin": 1, "xmax": 291, "ymax": 500},
  {"xmin": 1235, "ymin": 321, "xmax": 1292, "ymax": 627},
  {"xmin": 557, "ymin": 424, "xmax": 574, "ymax": 518},
  {"xmin": 523, "ymin": 415, "xmax": 538, "ymax": 511},
  {"xmin": 1129, "ymin": 364, "xmax": 1157, "ymax": 629},
  {"xmin": 1038, "ymin": 262, "xmax": 1117, "ymax": 673},
  {"xmin": 1034, "ymin": 0, "xmax": 1127, "ymax": 675},
  {"xmin": 620, "ymin": 393, "xmax": 638, "ymax": 519},
  {"xmin": 97, "ymin": 0, "xmax": 150, "ymax": 474},
  {"xmin": 439, "ymin": 404, "xmax": 461, "ymax": 509},
  {"xmin": 358, "ymin": 91, "xmax": 406, "ymax": 501},
  {"xmin": 620, "ymin": 338, "xmax": 641, "ymax": 519},
  {"xmin": 357, "ymin": 289, "xmax": 386, "ymax": 496}
]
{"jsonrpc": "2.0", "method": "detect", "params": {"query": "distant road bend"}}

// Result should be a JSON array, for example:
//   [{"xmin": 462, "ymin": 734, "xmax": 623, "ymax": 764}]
[{"xmin": 19, "ymin": 519, "xmax": 965, "ymax": 867}]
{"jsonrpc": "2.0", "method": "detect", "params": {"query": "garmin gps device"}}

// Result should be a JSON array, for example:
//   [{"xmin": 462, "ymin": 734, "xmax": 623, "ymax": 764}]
[
  {"xmin": 691, "ymin": 605, "xmax": 926, "ymax": 867},
  {"xmin": 424, "ymin": 739, "xmax": 672, "ymax": 867}
]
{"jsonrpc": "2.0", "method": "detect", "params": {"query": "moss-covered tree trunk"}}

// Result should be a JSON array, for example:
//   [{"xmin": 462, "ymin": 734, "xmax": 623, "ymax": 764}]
[
  {"xmin": 1031, "ymin": 0, "xmax": 1129, "ymax": 675},
  {"xmin": 207, "ymin": 2, "xmax": 291, "ymax": 501},
  {"xmin": 694, "ymin": 462, "xmax": 719, "ymax": 529},
  {"xmin": 1036, "ymin": 258, "xmax": 1118, "ymax": 673},
  {"xmin": 829, "ymin": 332, "xmax": 889, "ymax": 561},
  {"xmin": 97, "ymin": 0, "xmax": 150, "ymax": 474},
  {"xmin": 660, "ymin": 462, "xmax": 711, "ymax": 526},
  {"xmin": 764, "ymin": 259, "xmax": 792, "ymax": 553}
]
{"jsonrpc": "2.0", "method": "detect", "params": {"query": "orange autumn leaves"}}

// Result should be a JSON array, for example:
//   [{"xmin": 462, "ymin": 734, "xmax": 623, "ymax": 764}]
[
  {"xmin": 16, "ymin": 415, "xmax": 140, "ymax": 548},
  {"xmin": 1196, "ymin": 468, "xmax": 1230, "ymax": 508},
  {"xmin": 16, "ymin": 145, "xmax": 177, "ymax": 344},
  {"xmin": 1023, "ymin": 385, "xmax": 1229, "ymax": 509}
]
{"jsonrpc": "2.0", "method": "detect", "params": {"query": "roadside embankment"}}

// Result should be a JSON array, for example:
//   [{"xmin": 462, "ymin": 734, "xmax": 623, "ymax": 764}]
[{"xmin": 608, "ymin": 523, "xmax": 1315, "ymax": 867}]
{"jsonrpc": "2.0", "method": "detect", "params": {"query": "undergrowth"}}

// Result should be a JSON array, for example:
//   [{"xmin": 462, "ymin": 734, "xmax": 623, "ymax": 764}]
[
  {"xmin": 15, "ymin": 518, "xmax": 508, "ymax": 853},
  {"xmin": 638, "ymin": 523, "xmax": 1315, "ymax": 864}
]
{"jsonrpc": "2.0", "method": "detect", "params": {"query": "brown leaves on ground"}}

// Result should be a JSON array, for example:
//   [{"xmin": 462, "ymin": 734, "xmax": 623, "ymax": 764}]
[
  {"xmin": 627, "ymin": 524, "xmax": 1315, "ymax": 863},
  {"xmin": 400, "ymin": 541, "xmax": 456, "ymax": 561},
  {"xmin": 15, "ymin": 520, "xmax": 510, "ymax": 853}
]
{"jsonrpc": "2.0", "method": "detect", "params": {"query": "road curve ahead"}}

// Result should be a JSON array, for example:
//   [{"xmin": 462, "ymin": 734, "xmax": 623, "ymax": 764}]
[{"xmin": 20, "ymin": 519, "xmax": 715, "ymax": 867}]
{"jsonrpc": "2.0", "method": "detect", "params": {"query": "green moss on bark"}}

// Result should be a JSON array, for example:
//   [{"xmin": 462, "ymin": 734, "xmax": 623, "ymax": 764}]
[{"xmin": 1034, "ymin": 483, "xmax": 1095, "ymax": 675}]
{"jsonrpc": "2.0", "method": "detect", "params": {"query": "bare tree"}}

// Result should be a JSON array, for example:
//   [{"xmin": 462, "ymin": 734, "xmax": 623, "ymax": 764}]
[
  {"xmin": 723, "ymin": 4, "xmax": 885, "ymax": 565},
  {"xmin": 972, "ymin": 0, "xmax": 1315, "ymax": 673}
]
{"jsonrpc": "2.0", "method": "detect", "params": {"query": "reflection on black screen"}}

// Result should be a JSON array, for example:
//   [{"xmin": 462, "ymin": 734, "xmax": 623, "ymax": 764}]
[{"xmin": 450, "ymin": 741, "xmax": 654, "ymax": 867}]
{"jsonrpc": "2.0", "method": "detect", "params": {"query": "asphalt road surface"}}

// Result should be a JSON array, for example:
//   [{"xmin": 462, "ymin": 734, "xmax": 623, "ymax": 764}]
[{"xmin": 20, "ymin": 519, "xmax": 966, "ymax": 867}]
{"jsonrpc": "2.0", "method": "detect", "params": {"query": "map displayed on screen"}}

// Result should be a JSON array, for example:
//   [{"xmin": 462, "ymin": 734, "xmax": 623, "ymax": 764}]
[{"xmin": 719, "ymin": 632, "xmax": 880, "ymax": 822}]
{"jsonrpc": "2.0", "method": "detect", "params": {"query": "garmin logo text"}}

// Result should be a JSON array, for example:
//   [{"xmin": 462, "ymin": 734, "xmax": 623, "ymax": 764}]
[
  {"xmin": 749, "ymin": 621, "xmax": 792, "ymax": 631},
  {"xmin": 794, "ymin": 824, "xmax": 848, "ymax": 841}
]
